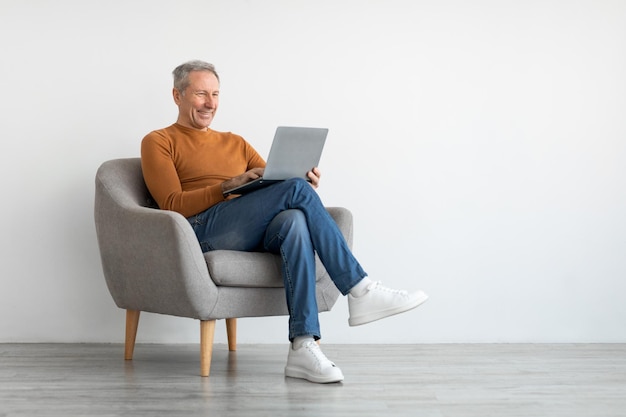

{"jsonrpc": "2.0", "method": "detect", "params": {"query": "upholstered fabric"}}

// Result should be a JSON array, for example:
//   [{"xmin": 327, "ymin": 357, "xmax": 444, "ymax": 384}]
[
  {"xmin": 205, "ymin": 251, "xmax": 331, "ymax": 288},
  {"xmin": 94, "ymin": 158, "xmax": 352, "ymax": 321}
]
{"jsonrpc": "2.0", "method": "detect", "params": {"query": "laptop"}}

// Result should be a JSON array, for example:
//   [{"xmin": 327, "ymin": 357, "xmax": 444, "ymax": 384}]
[{"xmin": 223, "ymin": 126, "xmax": 328, "ymax": 196}]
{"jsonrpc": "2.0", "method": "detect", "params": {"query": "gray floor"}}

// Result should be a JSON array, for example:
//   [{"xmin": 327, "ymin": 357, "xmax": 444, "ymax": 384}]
[{"xmin": 1, "ymin": 343, "xmax": 625, "ymax": 417}]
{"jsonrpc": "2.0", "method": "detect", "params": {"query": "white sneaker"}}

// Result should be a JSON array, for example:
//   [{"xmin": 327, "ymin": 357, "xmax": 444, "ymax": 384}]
[
  {"xmin": 348, "ymin": 281, "xmax": 429, "ymax": 326},
  {"xmin": 285, "ymin": 341, "xmax": 344, "ymax": 383}
]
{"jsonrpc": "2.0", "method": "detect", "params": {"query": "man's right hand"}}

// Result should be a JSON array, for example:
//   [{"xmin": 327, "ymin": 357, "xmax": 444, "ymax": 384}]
[{"xmin": 221, "ymin": 167, "xmax": 265, "ymax": 196}]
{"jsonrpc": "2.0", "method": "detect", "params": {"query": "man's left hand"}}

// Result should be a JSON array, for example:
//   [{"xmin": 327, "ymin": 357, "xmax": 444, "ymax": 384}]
[{"xmin": 307, "ymin": 167, "xmax": 321, "ymax": 189}]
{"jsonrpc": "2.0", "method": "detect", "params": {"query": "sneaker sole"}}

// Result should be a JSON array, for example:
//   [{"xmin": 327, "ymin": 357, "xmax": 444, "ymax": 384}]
[
  {"xmin": 285, "ymin": 366, "xmax": 344, "ymax": 384},
  {"xmin": 348, "ymin": 291, "xmax": 429, "ymax": 327}
]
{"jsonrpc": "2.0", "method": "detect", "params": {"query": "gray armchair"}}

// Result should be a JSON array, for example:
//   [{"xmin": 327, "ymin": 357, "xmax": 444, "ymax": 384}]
[{"xmin": 94, "ymin": 158, "xmax": 353, "ymax": 376}]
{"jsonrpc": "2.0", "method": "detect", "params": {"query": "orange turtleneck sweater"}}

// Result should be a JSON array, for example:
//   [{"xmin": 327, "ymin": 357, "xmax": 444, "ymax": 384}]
[{"xmin": 141, "ymin": 123, "xmax": 266, "ymax": 217}]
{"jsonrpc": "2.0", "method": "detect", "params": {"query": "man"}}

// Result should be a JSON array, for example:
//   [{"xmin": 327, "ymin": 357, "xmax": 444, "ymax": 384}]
[{"xmin": 141, "ymin": 60, "xmax": 429, "ymax": 384}]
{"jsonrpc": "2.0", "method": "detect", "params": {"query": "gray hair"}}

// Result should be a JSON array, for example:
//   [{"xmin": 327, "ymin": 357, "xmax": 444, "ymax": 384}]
[{"xmin": 172, "ymin": 60, "xmax": 220, "ymax": 93}]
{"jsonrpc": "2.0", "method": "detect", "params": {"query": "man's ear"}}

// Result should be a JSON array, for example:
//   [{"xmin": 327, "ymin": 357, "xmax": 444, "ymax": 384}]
[{"xmin": 172, "ymin": 88, "xmax": 181, "ymax": 105}]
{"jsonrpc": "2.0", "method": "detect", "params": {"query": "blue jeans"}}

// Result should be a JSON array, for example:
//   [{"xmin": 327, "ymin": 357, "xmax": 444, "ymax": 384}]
[{"xmin": 187, "ymin": 178, "xmax": 367, "ymax": 341}]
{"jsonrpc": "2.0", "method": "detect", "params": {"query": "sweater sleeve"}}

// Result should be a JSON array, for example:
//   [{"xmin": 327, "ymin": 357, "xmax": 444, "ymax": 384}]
[{"xmin": 141, "ymin": 132, "xmax": 227, "ymax": 218}]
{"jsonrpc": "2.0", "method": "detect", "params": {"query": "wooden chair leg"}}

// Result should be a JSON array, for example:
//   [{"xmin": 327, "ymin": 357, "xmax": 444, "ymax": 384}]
[
  {"xmin": 125, "ymin": 310, "xmax": 140, "ymax": 360},
  {"xmin": 200, "ymin": 320, "xmax": 216, "ymax": 377},
  {"xmin": 226, "ymin": 318, "xmax": 237, "ymax": 351}
]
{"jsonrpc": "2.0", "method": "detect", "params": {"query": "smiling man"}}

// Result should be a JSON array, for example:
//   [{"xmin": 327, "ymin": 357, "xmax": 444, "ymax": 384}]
[
  {"xmin": 140, "ymin": 60, "xmax": 429, "ymax": 384},
  {"xmin": 173, "ymin": 68, "xmax": 219, "ymax": 129}
]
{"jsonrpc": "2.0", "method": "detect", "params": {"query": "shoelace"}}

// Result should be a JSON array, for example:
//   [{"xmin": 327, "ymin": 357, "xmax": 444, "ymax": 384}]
[
  {"xmin": 303, "ymin": 342, "xmax": 336, "ymax": 369},
  {"xmin": 367, "ymin": 281, "xmax": 409, "ymax": 296}
]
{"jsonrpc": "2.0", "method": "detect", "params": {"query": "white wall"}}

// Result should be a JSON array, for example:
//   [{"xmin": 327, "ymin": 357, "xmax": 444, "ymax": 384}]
[{"xmin": 1, "ymin": 0, "xmax": 624, "ymax": 344}]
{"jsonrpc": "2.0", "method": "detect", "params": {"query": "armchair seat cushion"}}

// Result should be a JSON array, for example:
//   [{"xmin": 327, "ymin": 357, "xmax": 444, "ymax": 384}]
[{"xmin": 204, "ymin": 250, "xmax": 325, "ymax": 288}]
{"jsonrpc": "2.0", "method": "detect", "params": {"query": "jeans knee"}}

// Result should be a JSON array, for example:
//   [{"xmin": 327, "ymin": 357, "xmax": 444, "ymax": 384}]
[
  {"xmin": 284, "ymin": 177, "xmax": 315, "ymax": 195},
  {"xmin": 285, "ymin": 177, "xmax": 309, "ymax": 188}
]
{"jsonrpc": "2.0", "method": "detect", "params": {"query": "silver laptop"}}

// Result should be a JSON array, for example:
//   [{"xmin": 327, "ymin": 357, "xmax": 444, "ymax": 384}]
[{"xmin": 223, "ymin": 126, "xmax": 328, "ymax": 196}]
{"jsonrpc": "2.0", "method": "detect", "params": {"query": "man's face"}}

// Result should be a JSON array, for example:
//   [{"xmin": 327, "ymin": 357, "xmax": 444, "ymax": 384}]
[{"xmin": 173, "ymin": 70, "xmax": 220, "ymax": 130}]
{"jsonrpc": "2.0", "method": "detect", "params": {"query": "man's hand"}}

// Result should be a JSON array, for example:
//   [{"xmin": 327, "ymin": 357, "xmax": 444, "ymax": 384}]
[
  {"xmin": 307, "ymin": 167, "xmax": 321, "ymax": 189},
  {"xmin": 221, "ymin": 167, "xmax": 265, "ymax": 196}
]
